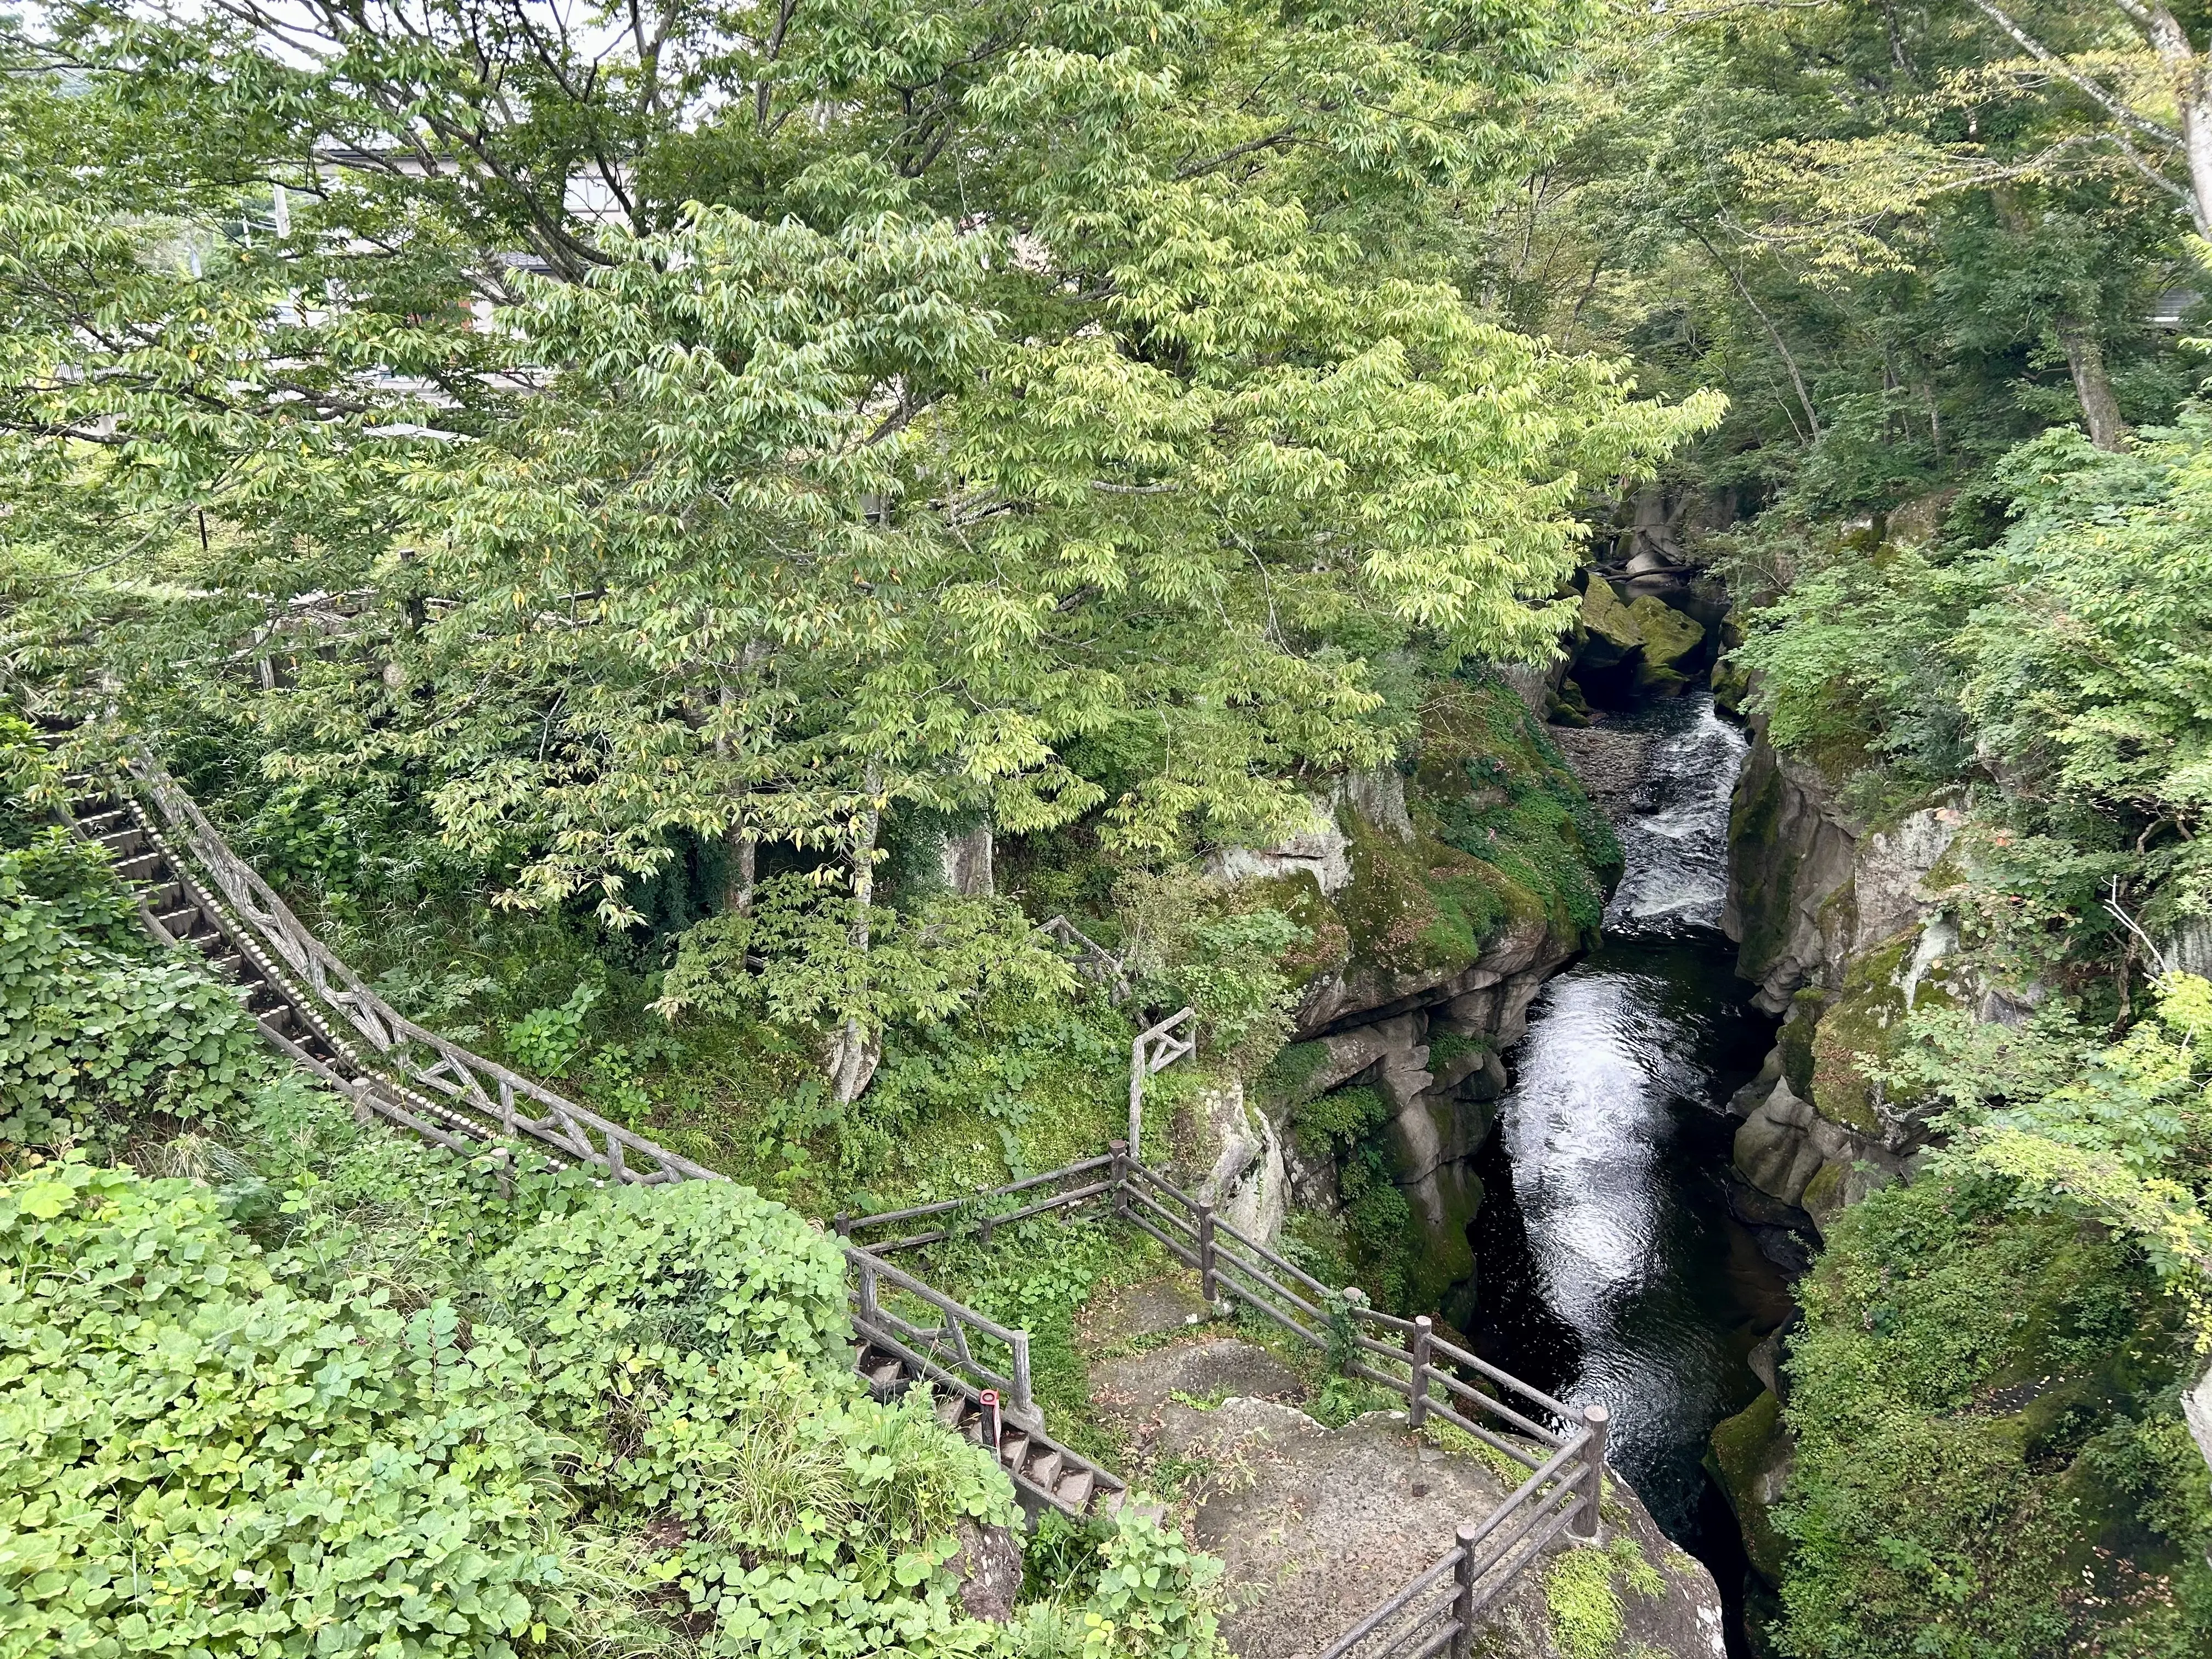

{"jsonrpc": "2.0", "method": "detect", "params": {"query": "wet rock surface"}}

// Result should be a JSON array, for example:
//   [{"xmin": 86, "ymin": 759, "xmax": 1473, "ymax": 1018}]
[{"xmin": 1548, "ymin": 723, "xmax": 1654, "ymax": 825}]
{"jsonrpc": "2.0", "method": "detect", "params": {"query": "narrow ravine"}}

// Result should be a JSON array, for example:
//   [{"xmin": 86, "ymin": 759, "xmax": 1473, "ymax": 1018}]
[{"xmin": 1457, "ymin": 693, "xmax": 1790, "ymax": 1655}]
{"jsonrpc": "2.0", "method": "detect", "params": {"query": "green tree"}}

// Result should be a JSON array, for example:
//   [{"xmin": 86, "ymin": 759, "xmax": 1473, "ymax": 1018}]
[{"xmin": 0, "ymin": 0, "xmax": 1718, "ymax": 1048}]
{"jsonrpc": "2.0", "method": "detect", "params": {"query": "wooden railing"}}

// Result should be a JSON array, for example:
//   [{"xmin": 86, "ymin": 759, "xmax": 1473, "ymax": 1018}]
[
  {"xmin": 1313, "ymin": 1430, "xmax": 1599, "ymax": 1659},
  {"xmin": 83, "ymin": 732, "xmax": 1605, "ymax": 1644},
  {"xmin": 837, "ymin": 1141, "xmax": 1613, "ymax": 1657},
  {"xmin": 1036, "ymin": 915, "xmax": 1129, "ymax": 1001},
  {"xmin": 849, "ymin": 1246, "xmax": 1040, "ymax": 1427},
  {"xmin": 1127, "ymin": 1006, "xmax": 1197, "ymax": 1160},
  {"xmin": 838, "ymin": 1138, "xmax": 1611, "ymax": 1655},
  {"xmin": 81, "ymin": 743, "xmax": 1059, "ymax": 1439},
  {"xmin": 124, "ymin": 749, "xmax": 718, "ymax": 1187},
  {"xmin": 837, "ymin": 1156, "xmax": 1120, "ymax": 1254}
]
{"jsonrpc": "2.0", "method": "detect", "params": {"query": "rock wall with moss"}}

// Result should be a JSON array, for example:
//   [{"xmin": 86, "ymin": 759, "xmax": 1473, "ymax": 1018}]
[
  {"xmin": 1719, "ymin": 722, "xmax": 1974, "ymax": 1240},
  {"xmin": 1228, "ymin": 669, "xmax": 1622, "ymax": 1314}
]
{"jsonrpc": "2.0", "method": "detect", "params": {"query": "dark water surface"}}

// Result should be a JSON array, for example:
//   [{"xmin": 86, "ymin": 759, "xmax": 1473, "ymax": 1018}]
[{"xmin": 1460, "ymin": 695, "xmax": 1789, "ymax": 1650}]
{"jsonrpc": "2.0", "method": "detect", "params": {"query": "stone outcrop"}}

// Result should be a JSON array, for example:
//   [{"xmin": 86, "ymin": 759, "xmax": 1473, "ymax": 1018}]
[
  {"xmin": 1707, "ymin": 1390, "xmax": 1793, "ymax": 1589},
  {"xmin": 1203, "ymin": 672, "xmax": 1615, "ymax": 1300},
  {"xmin": 1091, "ymin": 1324, "xmax": 1728, "ymax": 1659},
  {"xmin": 1568, "ymin": 578, "xmax": 1711, "ymax": 703},
  {"xmin": 1721, "ymin": 721, "xmax": 1998, "ymax": 1238},
  {"xmin": 1192, "ymin": 1076, "xmax": 1288, "ymax": 1250},
  {"xmin": 1723, "ymin": 732, "xmax": 1963, "ymax": 1015}
]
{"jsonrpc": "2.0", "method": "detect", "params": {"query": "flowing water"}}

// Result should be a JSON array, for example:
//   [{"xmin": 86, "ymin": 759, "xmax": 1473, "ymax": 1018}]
[{"xmin": 1458, "ymin": 693, "xmax": 1792, "ymax": 1650}]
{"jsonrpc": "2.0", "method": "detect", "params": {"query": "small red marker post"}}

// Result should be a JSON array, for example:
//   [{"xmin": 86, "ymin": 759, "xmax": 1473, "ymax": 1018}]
[{"xmin": 979, "ymin": 1389, "xmax": 1003, "ymax": 1455}]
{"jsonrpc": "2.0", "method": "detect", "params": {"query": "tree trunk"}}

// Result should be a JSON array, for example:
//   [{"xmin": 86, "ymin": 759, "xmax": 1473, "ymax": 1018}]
[
  {"xmin": 828, "ymin": 763, "xmax": 884, "ymax": 1104},
  {"xmin": 2060, "ymin": 323, "xmax": 2130, "ymax": 452},
  {"xmin": 722, "ymin": 827, "xmax": 756, "ymax": 914},
  {"xmin": 2137, "ymin": 2, "xmax": 2212, "ymax": 240},
  {"xmin": 716, "ymin": 646, "xmax": 768, "ymax": 915}
]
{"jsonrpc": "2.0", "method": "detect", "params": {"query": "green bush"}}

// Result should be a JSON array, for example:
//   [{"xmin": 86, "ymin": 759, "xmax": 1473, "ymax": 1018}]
[
  {"xmin": 0, "ymin": 831, "xmax": 264, "ymax": 1151},
  {"xmin": 483, "ymin": 1177, "xmax": 853, "ymax": 1417},
  {"xmin": 0, "ymin": 1161, "xmax": 557, "ymax": 1659},
  {"xmin": 1775, "ymin": 1175, "xmax": 2212, "ymax": 1658}
]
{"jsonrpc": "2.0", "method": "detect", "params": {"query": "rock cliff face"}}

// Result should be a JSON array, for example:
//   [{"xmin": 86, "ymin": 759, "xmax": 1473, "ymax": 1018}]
[
  {"xmin": 1207, "ymin": 670, "xmax": 1618, "ymax": 1309},
  {"xmin": 1717, "ymin": 721, "xmax": 1974, "ymax": 1239}
]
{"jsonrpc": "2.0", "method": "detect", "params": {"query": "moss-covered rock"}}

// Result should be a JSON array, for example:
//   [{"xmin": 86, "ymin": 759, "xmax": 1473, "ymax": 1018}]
[
  {"xmin": 1709, "ymin": 1387, "xmax": 1795, "ymax": 1587},
  {"xmin": 1777, "ymin": 989, "xmax": 1821, "ymax": 1099},
  {"xmin": 1628, "ymin": 594, "xmax": 1705, "ymax": 696},
  {"xmin": 1807, "ymin": 928, "xmax": 1965, "ymax": 1136},
  {"xmin": 1711, "ymin": 650, "xmax": 1753, "ymax": 716},
  {"xmin": 1579, "ymin": 576, "xmax": 1644, "ymax": 665}
]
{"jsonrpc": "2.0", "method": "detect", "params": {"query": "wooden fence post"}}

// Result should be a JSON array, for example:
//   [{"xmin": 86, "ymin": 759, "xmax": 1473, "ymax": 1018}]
[
  {"xmin": 1110, "ymin": 1139, "xmax": 1131, "ymax": 1219},
  {"xmin": 1574, "ymin": 1403, "xmax": 1610, "ymax": 1539},
  {"xmin": 856, "ymin": 1256, "xmax": 880, "ymax": 1328},
  {"xmin": 1196, "ymin": 1201, "xmax": 1217, "ymax": 1303},
  {"xmin": 1408, "ymin": 1315, "xmax": 1433, "ymax": 1427},
  {"xmin": 1009, "ymin": 1331, "xmax": 1038, "ymax": 1429},
  {"xmin": 1128, "ymin": 1034, "xmax": 1147, "ymax": 1160},
  {"xmin": 1451, "ymin": 1521, "xmax": 1479, "ymax": 1659}
]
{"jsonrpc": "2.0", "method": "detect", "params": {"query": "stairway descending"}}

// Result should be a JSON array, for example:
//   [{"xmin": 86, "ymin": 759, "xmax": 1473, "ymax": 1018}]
[
  {"xmin": 855, "ymin": 1330, "xmax": 1150, "ymax": 1525},
  {"xmin": 56, "ymin": 774, "xmax": 516, "ymax": 1159},
  {"xmin": 68, "ymin": 779, "xmax": 336, "ymax": 1065},
  {"xmin": 47, "ymin": 750, "xmax": 1153, "ymax": 1531}
]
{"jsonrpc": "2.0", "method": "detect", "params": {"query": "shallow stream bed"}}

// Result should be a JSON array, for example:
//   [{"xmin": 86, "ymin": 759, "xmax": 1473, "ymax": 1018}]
[{"xmin": 1455, "ymin": 693, "xmax": 1791, "ymax": 1654}]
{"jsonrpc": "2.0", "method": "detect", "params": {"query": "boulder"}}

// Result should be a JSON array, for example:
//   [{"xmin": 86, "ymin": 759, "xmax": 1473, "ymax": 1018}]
[
  {"xmin": 1708, "ymin": 1390, "xmax": 1794, "ymax": 1587},
  {"xmin": 1194, "ymin": 1076, "xmax": 1289, "ymax": 1250},
  {"xmin": 1578, "ymin": 577, "xmax": 1646, "ymax": 667},
  {"xmin": 1628, "ymin": 595, "xmax": 1705, "ymax": 696}
]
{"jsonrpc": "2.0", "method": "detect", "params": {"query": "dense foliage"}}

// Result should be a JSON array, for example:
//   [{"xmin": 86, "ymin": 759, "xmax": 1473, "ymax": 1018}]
[
  {"xmin": 13, "ymin": 0, "xmax": 2212, "ymax": 1656},
  {"xmin": 0, "ymin": 1101, "xmax": 1222, "ymax": 1658}
]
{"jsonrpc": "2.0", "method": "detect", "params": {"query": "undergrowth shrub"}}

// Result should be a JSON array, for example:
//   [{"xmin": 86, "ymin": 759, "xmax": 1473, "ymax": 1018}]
[
  {"xmin": 0, "ymin": 831, "xmax": 264, "ymax": 1155},
  {"xmin": 485, "ymin": 1176, "xmax": 849, "ymax": 1379},
  {"xmin": 0, "ymin": 1161, "xmax": 557, "ymax": 1659},
  {"xmin": 1, "ymin": 1144, "xmax": 1221, "ymax": 1659},
  {"xmin": 1777, "ymin": 1175, "xmax": 2212, "ymax": 1658}
]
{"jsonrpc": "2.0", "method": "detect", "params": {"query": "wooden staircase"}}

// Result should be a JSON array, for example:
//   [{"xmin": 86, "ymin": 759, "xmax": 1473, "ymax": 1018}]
[
  {"xmin": 68, "ymin": 780, "xmax": 339, "ymax": 1066},
  {"xmin": 57, "ymin": 773, "xmax": 527, "ymax": 1160},
  {"xmin": 854, "ymin": 1329, "xmax": 1148, "ymax": 1523},
  {"xmin": 47, "ymin": 753, "xmax": 1144, "ymax": 1526}
]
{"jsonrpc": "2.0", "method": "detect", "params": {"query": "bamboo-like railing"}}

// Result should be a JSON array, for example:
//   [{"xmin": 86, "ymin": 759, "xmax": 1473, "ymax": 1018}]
[
  {"xmin": 83, "ymin": 745, "xmax": 1058, "ymax": 1443},
  {"xmin": 126, "ymin": 749, "xmax": 720, "ymax": 1186}
]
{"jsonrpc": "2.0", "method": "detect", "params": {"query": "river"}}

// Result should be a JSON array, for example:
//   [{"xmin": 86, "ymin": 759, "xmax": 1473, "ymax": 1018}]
[{"xmin": 1458, "ymin": 692, "xmax": 1791, "ymax": 1651}]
